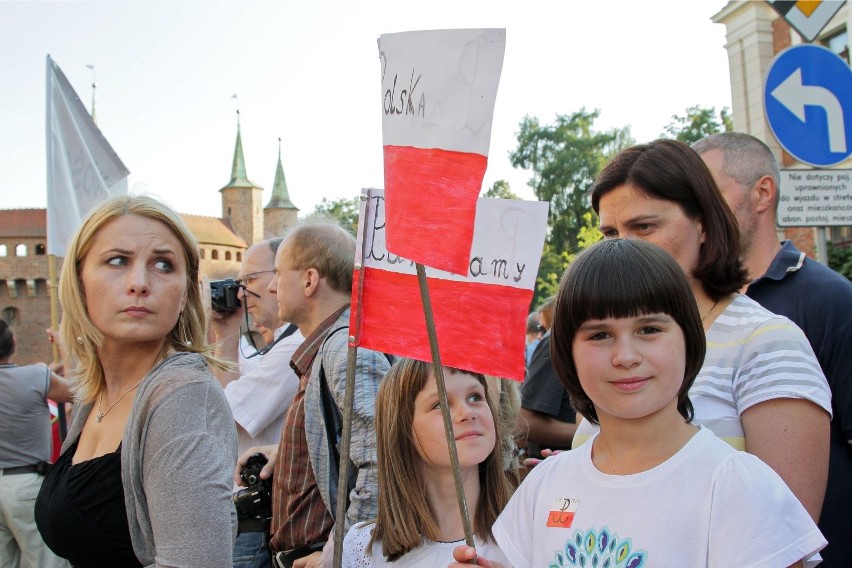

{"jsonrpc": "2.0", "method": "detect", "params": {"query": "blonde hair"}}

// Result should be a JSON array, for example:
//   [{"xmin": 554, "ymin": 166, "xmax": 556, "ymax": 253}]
[
  {"xmin": 486, "ymin": 375, "xmax": 523, "ymax": 483},
  {"xmin": 538, "ymin": 295, "xmax": 556, "ymax": 331},
  {"xmin": 371, "ymin": 358, "xmax": 514, "ymax": 560},
  {"xmin": 58, "ymin": 194, "xmax": 222, "ymax": 403}
]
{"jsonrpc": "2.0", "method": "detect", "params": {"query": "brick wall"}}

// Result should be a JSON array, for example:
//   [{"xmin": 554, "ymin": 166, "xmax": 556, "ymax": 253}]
[
  {"xmin": 222, "ymin": 187, "xmax": 264, "ymax": 245},
  {"xmin": 0, "ymin": 238, "xmax": 58, "ymax": 365}
]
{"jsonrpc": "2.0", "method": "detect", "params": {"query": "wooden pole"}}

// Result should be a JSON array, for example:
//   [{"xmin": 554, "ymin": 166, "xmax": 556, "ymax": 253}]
[
  {"xmin": 47, "ymin": 254, "xmax": 67, "ymax": 440},
  {"xmin": 332, "ymin": 344, "xmax": 358, "ymax": 567},
  {"xmin": 415, "ymin": 262, "xmax": 477, "ymax": 553}
]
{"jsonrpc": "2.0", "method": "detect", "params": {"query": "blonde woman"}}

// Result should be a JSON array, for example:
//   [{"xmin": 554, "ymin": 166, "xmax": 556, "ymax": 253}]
[{"xmin": 35, "ymin": 195, "xmax": 237, "ymax": 567}]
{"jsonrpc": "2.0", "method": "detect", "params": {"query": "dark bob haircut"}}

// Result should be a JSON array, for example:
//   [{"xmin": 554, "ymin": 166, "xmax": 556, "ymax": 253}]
[
  {"xmin": 590, "ymin": 138, "xmax": 747, "ymax": 301},
  {"xmin": 550, "ymin": 239, "xmax": 706, "ymax": 425}
]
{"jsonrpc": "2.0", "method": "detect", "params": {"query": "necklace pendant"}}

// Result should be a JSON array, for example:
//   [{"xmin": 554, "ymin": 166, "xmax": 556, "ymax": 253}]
[{"xmin": 96, "ymin": 412, "xmax": 104, "ymax": 423}]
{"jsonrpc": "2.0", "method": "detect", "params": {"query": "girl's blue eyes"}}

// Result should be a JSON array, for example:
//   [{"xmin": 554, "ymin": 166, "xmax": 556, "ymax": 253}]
[{"xmin": 430, "ymin": 392, "xmax": 485, "ymax": 410}]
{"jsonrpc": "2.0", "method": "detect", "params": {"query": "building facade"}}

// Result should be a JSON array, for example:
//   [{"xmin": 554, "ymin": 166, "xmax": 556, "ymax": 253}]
[
  {"xmin": 712, "ymin": 0, "xmax": 851, "ymax": 253},
  {"xmin": 0, "ymin": 121, "xmax": 299, "ymax": 364}
]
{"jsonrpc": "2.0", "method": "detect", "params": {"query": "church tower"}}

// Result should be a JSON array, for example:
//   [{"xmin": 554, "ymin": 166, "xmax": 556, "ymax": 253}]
[
  {"xmin": 220, "ymin": 111, "xmax": 264, "ymax": 245},
  {"xmin": 264, "ymin": 138, "xmax": 299, "ymax": 238}
]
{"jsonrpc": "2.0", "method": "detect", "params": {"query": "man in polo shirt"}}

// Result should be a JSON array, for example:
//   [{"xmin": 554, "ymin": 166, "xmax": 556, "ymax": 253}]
[
  {"xmin": 695, "ymin": 132, "xmax": 852, "ymax": 566},
  {"xmin": 236, "ymin": 222, "xmax": 390, "ymax": 568}
]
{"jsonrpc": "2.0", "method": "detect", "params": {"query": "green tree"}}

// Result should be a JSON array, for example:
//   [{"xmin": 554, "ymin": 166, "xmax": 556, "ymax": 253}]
[
  {"xmin": 534, "ymin": 211, "xmax": 603, "ymax": 305},
  {"xmin": 662, "ymin": 105, "xmax": 733, "ymax": 144},
  {"xmin": 828, "ymin": 242, "xmax": 852, "ymax": 281},
  {"xmin": 306, "ymin": 196, "xmax": 360, "ymax": 235},
  {"xmin": 483, "ymin": 179, "xmax": 519, "ymax": 199},
  {"xmin": 511, "ymin": 109, "xmax": 630, "ymax": 253},
  {"xmin": 510, "ymin": 109, "xmax": 630, "ymax": 304}
]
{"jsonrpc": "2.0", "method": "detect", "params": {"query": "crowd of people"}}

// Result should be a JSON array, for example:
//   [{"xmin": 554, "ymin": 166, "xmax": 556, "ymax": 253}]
[{"xmin": 0, "ymin": 132, "xmax": 849, "ymax": 568}]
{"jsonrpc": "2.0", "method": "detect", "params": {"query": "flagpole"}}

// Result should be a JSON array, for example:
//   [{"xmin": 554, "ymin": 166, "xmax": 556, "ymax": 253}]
[
  {"xmin": 47, "ymin": 254, "xmax": 67, "ymax": 440},
  {"xmin": 415, "ymin": 262, "xmax": 477, "ymax": 555},
  {"xmin": 333, "ymin": 345, "xmax": 358, "ymax": 567}
]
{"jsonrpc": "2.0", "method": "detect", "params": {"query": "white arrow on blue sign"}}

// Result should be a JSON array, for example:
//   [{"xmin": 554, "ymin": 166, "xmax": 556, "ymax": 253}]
[{"xmin": 764, "ymin": 44, "xmax": 852, "ymax": 167}]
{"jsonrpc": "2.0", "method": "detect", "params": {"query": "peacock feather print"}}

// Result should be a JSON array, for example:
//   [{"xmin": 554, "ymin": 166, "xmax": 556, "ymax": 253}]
[{"xmin": 548, "ymin": 527, "xmax": 647, "ymax": 568}]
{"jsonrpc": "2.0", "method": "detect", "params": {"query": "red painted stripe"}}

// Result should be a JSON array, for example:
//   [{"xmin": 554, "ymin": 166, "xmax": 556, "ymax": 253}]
[
  {"xmin": 349, "ymin": 267, "xmax": 530, "ymax": 381},
  {"xmin": 383, "ymin": 145, "xmax": 487, "ymax": 276}
]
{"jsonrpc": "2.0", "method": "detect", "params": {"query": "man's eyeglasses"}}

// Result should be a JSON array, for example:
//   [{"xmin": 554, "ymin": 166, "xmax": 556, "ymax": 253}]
[{"xmin": 237, "ymin": 270, "xmax": 276, "ymax": 287}]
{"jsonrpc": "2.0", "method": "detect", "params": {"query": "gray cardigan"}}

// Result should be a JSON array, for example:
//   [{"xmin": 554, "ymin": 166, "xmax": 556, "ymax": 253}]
[{"xmin": 62, "ymin": 353, "xmax": 238, "ymax": 567}]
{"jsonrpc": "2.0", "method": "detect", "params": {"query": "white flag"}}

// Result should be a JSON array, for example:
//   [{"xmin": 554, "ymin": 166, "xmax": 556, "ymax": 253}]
[{"xmin": 46, "ymin": 55, "xmax": 129, "ymax": 256}]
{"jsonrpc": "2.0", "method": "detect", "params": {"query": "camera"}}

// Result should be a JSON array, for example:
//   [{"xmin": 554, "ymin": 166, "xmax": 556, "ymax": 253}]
[
  {"xmin": 233, "ymin": 453, "xmax": 273, "ymax": 522},
  {"xmin": 210, "ymin": 278, "xmax": 242, "ymax": 313}
]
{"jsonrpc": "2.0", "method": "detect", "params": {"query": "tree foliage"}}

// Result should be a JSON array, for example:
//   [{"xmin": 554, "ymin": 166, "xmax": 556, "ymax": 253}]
[
  {"xmin": 534, "ymin": 211, "xmax": 603, "ymax": 304},
  {"xmin": 828, "ymin": 242, "xmax": 852, "ymax": 281},
  {"xmin": 483, "ymin": 179, "xmax": 519, "ymax": 200},
  {"xmin": 306, "ymin": 196, "xmax": 360, "ymax": 235},
  {"xmin": 510, "ymin": 109, "xmax": 629, "ymax": 306},
  {"xmin": 662, "ymin": 105, "xmax": 733, "ymax": 144},
  {"xmin": 511, "ymin": 109, "xmax": 631, "ymax": 253}
]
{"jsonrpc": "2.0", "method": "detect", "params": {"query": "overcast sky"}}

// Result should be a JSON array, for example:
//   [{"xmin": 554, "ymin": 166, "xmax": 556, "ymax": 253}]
[{"xmin": 0, "ymin": 0, "xmax": 731, "ymax": 219}]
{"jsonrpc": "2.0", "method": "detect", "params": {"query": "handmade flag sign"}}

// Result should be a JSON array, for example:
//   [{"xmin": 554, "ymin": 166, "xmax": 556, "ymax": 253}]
[
  {"xmin": 46, "ymin": 55, "xmax": 129, "ymax": 256},
  {"xmin": 350, "ymin": 188, "xmax": 548, "ymax": 381},
  {"xmin": 378, "ymin": 29, "xmax": 506, "ymax": 275}
]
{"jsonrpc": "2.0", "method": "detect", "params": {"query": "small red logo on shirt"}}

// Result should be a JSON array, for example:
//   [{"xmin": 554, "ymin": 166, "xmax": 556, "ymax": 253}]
[{"xmin": 546, "ymin": 498, "xmax": 579, "ymax": 528}]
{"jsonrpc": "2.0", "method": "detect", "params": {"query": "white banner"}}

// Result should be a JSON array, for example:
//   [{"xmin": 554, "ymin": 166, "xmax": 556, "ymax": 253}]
[
  {"xmin": 46, "ymin": 55, "xmax": 129, "ymax": 256},
  {"xmin": 378, "ymin": 29, "xmax": 506, "ymax": 155},
  {"xmin": 355, "ymin": 188, "xmax": 549, "ymax": 289}
]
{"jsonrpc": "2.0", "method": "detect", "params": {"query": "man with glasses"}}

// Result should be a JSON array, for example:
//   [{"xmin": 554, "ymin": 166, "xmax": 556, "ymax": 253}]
[{"xmin": 210, "ymin": 237, "xmax": 304, "ymax": 568}]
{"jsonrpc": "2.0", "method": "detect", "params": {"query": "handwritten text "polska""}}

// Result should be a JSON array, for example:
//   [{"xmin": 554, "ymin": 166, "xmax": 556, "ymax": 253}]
[{"xmin": 383, "ymin": 69, "xmax": 425, "ymax": 118}]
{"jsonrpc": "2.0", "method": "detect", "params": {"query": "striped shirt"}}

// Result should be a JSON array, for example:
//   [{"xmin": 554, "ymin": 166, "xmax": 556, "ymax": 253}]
[{"xmin": 572, "ymin": 294, "xmax": 832, "ymax": 449}]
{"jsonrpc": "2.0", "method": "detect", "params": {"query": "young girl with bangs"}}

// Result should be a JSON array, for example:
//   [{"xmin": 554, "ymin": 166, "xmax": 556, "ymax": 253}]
[
  {"xmin": 342, "ymin": 358, "xmax": 514, "ymax": 567},
  {"xmin": 452, "ymin": 239, "xmax": 825, "ymax": 568}
]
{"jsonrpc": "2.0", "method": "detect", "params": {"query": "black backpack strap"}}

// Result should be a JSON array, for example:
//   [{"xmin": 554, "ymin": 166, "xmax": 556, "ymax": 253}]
[
  {"xmin": 317, "ymin": 327, "xmax": 394, "ymax": 519},
  {"xmin": 317, "ymin": 326, "xmax": 356, "ymax": 518}
]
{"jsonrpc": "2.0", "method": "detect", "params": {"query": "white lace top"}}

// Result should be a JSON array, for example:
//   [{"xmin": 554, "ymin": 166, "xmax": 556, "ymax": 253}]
[{"xmin": 342, "ymin": 521, "xmax": 510, "ymax": 567}]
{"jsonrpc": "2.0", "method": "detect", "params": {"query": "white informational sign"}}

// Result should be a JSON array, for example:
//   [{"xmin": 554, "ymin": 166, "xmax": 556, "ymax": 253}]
[{"xmin": 777, "ymin": 169, "xmax": 852, "ymax": 226}]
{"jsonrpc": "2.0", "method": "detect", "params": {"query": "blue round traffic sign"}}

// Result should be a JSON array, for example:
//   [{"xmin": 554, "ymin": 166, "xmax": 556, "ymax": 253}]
[{"xmin": 764, "ymin": 44, "xmax": 852, "ymax": 167}]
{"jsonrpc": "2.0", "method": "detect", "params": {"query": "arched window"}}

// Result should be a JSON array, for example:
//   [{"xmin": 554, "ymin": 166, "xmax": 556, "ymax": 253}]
[
  {"xmin": 1, "ymin": 306, "xmax": 18, "ymax": 324},
  {"xmin": 15, "ymin": 244, "xmax": 26, "ymax": 257},
  {"xmin": 236, "ymin": 252, "xmax": 242, "ymax": 262},
  {"xmin": 211, "ymin": 250, "xmax": 219, "ymax": 260},
  {"xmin": 200, "ymin": 248, "xmax": 205, "ymax": 259},
  {"xmin": 35, "ymin": 244, "xmax": 46, "ymax": 255},
  {"xmin": 225, "ymin": 251, "xmax": 232, "ymax": 261},
  {"xmin": 0, "ymin": 244, "xmax": 7, "ymax": 256}
]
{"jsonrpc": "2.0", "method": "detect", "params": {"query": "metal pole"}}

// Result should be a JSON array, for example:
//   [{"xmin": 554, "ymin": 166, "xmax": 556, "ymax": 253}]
[
  {"xmin": 816, "ymin": 226, "xmax": 829, "ymax": 265},
  {"xmin": 48, "ymin": 254, "xmax": 67, "ymax": 440}
]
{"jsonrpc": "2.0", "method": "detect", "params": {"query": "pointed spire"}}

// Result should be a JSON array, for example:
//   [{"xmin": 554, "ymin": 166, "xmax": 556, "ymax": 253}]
[
  {"xmin": 221, "ymin": 109, "xmax": 260, "ymax": 190},
  {"xmin": 265, "ymin": 137, "xmax": 298, "ymax": 210}
]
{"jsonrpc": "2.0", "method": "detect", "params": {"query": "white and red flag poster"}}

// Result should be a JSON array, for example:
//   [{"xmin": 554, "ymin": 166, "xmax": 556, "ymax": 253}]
[
  {"xmin": 350, "ymin": 188, "xmax": 548, "ymax": 381},
  {"xmin": 378, "ymin": 29, "xmax": 506, "ymax": 276},
  {"xmin": 46, "ymin": 55, "xmax": 129, "ymax": 256}
]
